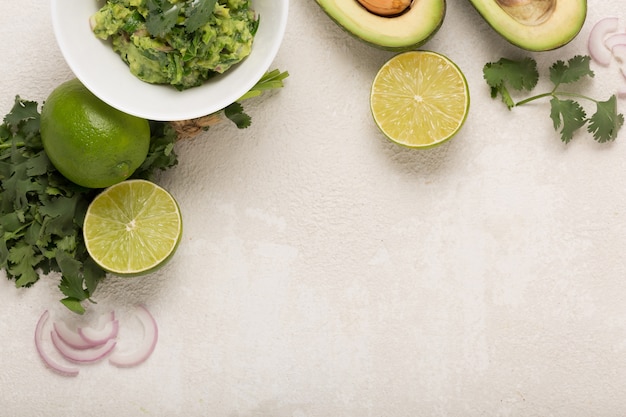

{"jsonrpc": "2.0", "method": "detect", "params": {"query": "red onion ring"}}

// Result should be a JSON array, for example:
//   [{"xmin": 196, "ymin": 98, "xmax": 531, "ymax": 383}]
[
  {"xmin": 53, "ymin": 311, "xmax": 117, "ymax": 349},
  {"xmin": 50, "ymin": 328, "xmax": 117, "ymax": 363},
  {"xmin": 78, "ymin": 317, "xmax": 119, "ymax": 345},
  {"xmin": 109, "ymin": 305, "xmax": 158, "ymax": 368},
  {"xmin": 53, "ymin": 320, "xmax": 100, "ymax": 350},
  {"xmin": 588, "ymin": 17, "xmax": 619, "ymax": 66},
  {"xmin": 605, "ymin": 33, "xmax": 626, "ymax": 51},
  {"xmin": 612, "ymin": 44, "xmax": 626, "ymax": 64},
  {"xmin": 34, "ymin": 311, "xmax": 80, "ymax": 377}
]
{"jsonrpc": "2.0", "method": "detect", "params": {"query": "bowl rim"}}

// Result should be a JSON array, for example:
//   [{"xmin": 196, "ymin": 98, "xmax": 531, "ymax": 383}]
[{"xmin": 50, "ymin": 0, "xmax": 288, "ymax": 121}]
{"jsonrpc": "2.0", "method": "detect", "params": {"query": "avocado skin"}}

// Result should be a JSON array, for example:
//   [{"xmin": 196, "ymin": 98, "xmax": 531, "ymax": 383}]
[
  {"xmin": 467, "ymin": 0, "xmax": 587, "ymax": 52},
  {"xmin": 315, "ymin": 0, "xmax": 446, "ymax": 52}
]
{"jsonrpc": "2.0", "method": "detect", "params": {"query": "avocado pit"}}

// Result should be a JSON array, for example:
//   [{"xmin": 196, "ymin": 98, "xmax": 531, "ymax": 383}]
[
  {"xmin": 356, "ymin": 0, "xmax": 412, "ymax": 17},
  {"xmin": 497, "ymin": 0, "xmax": 555, "ymax": 25}
]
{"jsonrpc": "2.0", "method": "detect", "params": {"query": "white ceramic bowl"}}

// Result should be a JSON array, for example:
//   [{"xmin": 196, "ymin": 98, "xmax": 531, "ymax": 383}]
[{"xmin": 50, "ymin": 0, "xmax": 288, "ymax": 121}]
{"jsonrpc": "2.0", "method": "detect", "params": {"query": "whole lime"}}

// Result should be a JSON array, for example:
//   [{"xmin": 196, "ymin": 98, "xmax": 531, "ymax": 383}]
[{"xmin": 40, "ymin": 78, "xmax": 150, "ymax": 188}]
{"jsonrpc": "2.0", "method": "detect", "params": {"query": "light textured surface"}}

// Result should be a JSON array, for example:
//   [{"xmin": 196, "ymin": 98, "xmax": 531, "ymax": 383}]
[{"xmin": 2, "ymin": 1, "xmax": 626, "ymax": 416}]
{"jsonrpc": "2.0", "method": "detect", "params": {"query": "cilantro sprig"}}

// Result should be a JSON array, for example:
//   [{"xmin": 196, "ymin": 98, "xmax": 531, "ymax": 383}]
[
  {"xmin": 0, "ymin": 99, "xmax": 178, "ymax": 314},
  {"xmin": 171, "ymin": 69, "xmax": 290, "ymax": 136},
  {"xmin": 483, "ymin": 55, "xmax": 624, "ymax": 143},
  {"xmin": 226, "ymin": 69, "xmax": 290, "ymax": 128}
]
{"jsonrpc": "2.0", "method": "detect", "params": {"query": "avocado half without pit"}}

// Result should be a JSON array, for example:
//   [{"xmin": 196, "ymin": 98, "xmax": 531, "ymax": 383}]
[
  {"xmin": 468, "ymin": 0, "xmax": 587, "ymax": 51},
  {"xmin": 315, "ymin": 0, "xmax": 445, "ymax": 51}
]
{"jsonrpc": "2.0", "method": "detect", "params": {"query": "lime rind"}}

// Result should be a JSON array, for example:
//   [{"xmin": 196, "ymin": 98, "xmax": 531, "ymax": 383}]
[{"xmin": 370, "ymin": 50, "xmax": 470, "ymax": 149}]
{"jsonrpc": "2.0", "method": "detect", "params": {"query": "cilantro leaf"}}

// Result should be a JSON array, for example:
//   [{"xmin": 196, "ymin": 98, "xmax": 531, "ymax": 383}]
[
  {"xmin": 483, "ymin": 57, "xmax": 538, "ymax": 91},
  {"xmin": 13, "ymin": 267, "xmax": 39, "ymax": 287},
  {"xmin": 0, "ymin": 238, "xmax": 8, "ymax": 269},
  {"xmin": 185, "ymin": 0, "xmax": 217, "ymax": 33},
  {"xmin": 132, "ymin": 121, "xmax": 178, "ymax": 180},
  {"xmin": 250, "ymin": 14, "xmax": 260, "ymax": 36},
  {"xmin": 224, "ymin": 102, "xmax": 251, "ymax": 129},
  {"xmin": 549, "ymin": 55, "xmax": 594, "ymax": 87},
  {"xmin": 83, "ymin": 257, "xmax": 106, "ymax": 298},
  {"xmin": 588, "ymin": 95, "xmax": 624, "ymax": 143},
  {"xmin": 57, "ymin": 250, "xmax": 88, "ymax": 300},
  {"xmin": 145, "ymin": 0, "xmax": 179, "ymax": 37},
  {"xmin": 60, "ymin": 298, "xmax": 85, "ymax": 315},
  {"xmin": 121, "ymin": 10, "xmax": 144, "ymax": 34},
  {"xmin": 8, "ymin": 241, "xmax": 42, "ymax": 287},
  {"xmin": 549, "ymin": 98, "xmax": 587, "ymax": 143},
  {"xmin": 483, "ymin": 57, "xmax": 538, "ymax": 109},
  {"xmin": 39, "ymin": 194, "xmax": 81, "ymax": 237},
  {"xmin": 24, "ymin": 151, "xmax": 50, "ymax": 176},
  {"xmin": 4, "ymin": 97, "xmax": 39, "ymax": 135}
]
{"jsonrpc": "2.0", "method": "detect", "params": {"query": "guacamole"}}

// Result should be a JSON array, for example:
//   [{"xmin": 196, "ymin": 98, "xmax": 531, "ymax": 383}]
[{"xmin": 90, "ymin": 0, "xmax": 258, "ymax": 90}]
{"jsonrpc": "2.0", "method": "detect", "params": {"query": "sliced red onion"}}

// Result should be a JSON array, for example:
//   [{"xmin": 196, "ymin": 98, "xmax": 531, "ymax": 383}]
[
  {"xmin": 78, "ymin": 317, "xmax": 119, "ymax": 345},
  {"xmin": 53, "ymin": 320, "xmax": 99, "ymax": 350},
  {"xmin": 90, "ymin": 310, "xmax": 116, "ymax": 330},
  {"xmin": 34, "ymin": 311, "xmax": 80, "ymax": 377},
  {"xmin": 588, "ymin": 17, "xmax": 620, "ymax": 66},
  {"xmin": 53, "ymin": 311, "xmax": 117, "ymax": 349},
  {"xmin": 605, "ymin": 33, "xmax": 626, "ymax": 51},
  {"xmin": 51, "ymin": 328, "xmax": 117, "ymax": 363},
  {"xmin": 612, "ymin": 43, "xmax": 626, "ymax": 63},
  {"xmin": 109, "ymin": 305, "xmax": 158, "ymax": 368},
  {"xmin": 611, "ymin": 44, "xmax": 626, "ymax": 84}
]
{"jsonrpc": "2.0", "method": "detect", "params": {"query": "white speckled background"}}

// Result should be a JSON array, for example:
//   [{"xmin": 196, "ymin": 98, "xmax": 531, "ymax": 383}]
[{"xmin": 2, "ymin": 0, "xmax": 626, "ymax": 415}]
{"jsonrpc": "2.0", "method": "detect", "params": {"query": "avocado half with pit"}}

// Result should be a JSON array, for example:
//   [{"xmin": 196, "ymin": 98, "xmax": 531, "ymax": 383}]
[
  {"xmin": 468, "ymin": 0, "xmax": 587, "ymax": 51},
  {"xmin": 315, "ymin": 0, "xmax": 446, "ymax": 51}
]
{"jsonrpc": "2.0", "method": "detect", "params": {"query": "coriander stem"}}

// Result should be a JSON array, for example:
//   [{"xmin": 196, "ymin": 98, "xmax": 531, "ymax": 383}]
[
  {"xmin": 553, "ymin": 91, "xmax": 598, "ymax": 102},
  {"xmin": 0, "ymin": 141, "xmax": 25, "ymax": 149},
  {"xmin": 514, "ymin": 92, "xmax": 552, "ymax": 106},
  {"xmin": 515, "ymin": 91, "xmax": 596, "ymax": 107}
]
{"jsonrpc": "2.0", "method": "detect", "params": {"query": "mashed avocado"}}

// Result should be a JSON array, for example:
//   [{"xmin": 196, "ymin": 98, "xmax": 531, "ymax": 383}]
[{"xmin": 90, "ymin": 0, "xmax": 258, "ymax": 90}]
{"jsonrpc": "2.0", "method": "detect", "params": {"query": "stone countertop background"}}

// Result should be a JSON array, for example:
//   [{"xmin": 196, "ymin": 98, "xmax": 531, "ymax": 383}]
[{"xmin": 2, "ymin": 1, "xmax": 626, "ymax": 416}]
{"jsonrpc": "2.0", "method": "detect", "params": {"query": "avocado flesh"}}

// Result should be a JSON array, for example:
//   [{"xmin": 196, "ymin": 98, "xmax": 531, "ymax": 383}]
[
  {"xmin": 468, "ymin": 0, "xmax": 587, "ymax": 51},
  {"xmin": 315, "ymin": 0, "xmax": 446, "ymax": 51}
]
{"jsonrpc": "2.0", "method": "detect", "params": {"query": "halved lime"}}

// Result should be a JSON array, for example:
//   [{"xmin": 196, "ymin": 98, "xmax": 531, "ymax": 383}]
[
  {"xmin": 370, "ymin": 50, "xmax": 470, "ymax": 148},
  {"xmin": 83, "ymin": 179, "xmax": 183, "ymax": 276}
]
